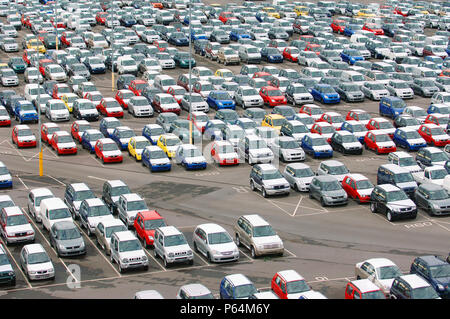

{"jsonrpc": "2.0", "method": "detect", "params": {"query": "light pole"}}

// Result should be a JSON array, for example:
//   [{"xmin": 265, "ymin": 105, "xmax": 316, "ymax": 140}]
[
  {"xmin": 55, "ymin": 0, "xmax": 58, "ymax": 51},
  {"xmin": 188, "ymin": 0, "xmax": 192, "ymax": 145},
  {"xmin": 35, "ymin": 39, "xmax": 43, "ymax": 177},
  {"xmin": 111, "ymin": 12, "xmax": 115, "ymax": 91}
]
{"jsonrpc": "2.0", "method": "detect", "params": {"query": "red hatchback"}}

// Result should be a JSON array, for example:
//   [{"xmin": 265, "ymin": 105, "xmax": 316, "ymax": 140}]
[
  {"xmin": 97, "ymin": 98, "xmax": 124, "ymax": 118},
  {"xmin": 49, "ymin": 131, "xmax": 78, "ymax": 155},
  {"xmin": 282, "ymin": 47, "xmax": 300, "ymax": 62},
  {"xmin": 114, "ymin": 90, "xmax": 134, "ymax": 109},
  {"xmin": 364, "ymin": 131, "xmax": 397, "ymax": 154},
  {"xmin": 71, "ymin": 120, "xmax": 91, "ymax": 143},
  {"xmin": 129, "ymin": 80, "xmax": 149, "ymax": 96},
  {"xmin": 362, "ymin": 23, "xmax": 384, "ymax": 35},
  {"xmin": 345, "ymin": 279, "xmax": 386, "ymax": 299},
  {"xmin": 96, "ymin": 12, "xmax": 107, "ymax": 25},
  {"xmin": 133, "ymin": 210, "xmax": 167, "ymax": 248},
  {"xmin": 418, "ymin": 124, "xmax": 450, "ymax": 147},
  {"xmin": 41, "ymin": 122, "xmax": 60, "ymax": 144},
  {"xmin": 346, "ymin": 109, "xmax": 371, "ymax": 124},
  {"xmin": 219, "ymin": 12, "xmax": 235, "ymax": 24},
  {"xmin": 342, "ymin": 174, "xmax": 374, "ymax": 203},
  {"xmin": 305, "ymin": 43, "xmax": 321, "ymax": 55},
  {"xmin": 310, "ymin": 122, "xmax": 335, "ymax": 142},
  {"xmin": 252, "ymin": 72, "xmax": 273, "ymax": 85},
  {"xmin": 94, "ymin": 138, "xmax": 123, "ymax": 163},
  {"xmin": 12, "ymin": 125, "xmax": 36, "ymax": 148},
  {"xmin": 38, "ymin": 59, "xmax": 54, "ymax": 76},
  {"xmin": 330, "ymin": 19, "xmax": 346, "ymax": 33},
  {"xmin": 260, "ymin": 86, "xmax": 287, "ymax": 107}
]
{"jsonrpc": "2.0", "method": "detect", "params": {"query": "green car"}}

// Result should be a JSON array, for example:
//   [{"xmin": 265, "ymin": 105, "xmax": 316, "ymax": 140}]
[
  {"xmin": 43, "ymin": 34, "xmax": 58, "ymax": 50},
  {"xmin": 0, "ymin": 244, "xmax": 16, "ymax": 286},
  {"xmin": 8, "ymin": 57, "xmax": 26, "ymax": 74},
  {"xmin": 173, "ymin": 51, "xmax": 196, "ymax": 69}
]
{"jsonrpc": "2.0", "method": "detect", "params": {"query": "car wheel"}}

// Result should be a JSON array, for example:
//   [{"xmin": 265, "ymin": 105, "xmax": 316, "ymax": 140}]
[
  {"xmin": 251, "ymin": 246, "xmax": 257, "ymax": 259},
  {"xmin": 262, "ymin": 187, "xmax": 268, "ymax": 198},
  {"xmin": 320, "ymin": 197, "xmax": 326, "ymax": 207},
  {"xmin": 235, "ymin": 234, "xmax": 241, "ymax": 247},
  {"xmin": 250, "ymin": 180, "xmax": 255, "ymax": 191},
  {"xmin": 119, "ymin": 263, "xmax": 124, "ymax": 273},
  {"xmin": 153, "ymin": 249, "xmax": 158, "ymax": 258},
  {"xmin": 163, "ymin": 256, "xmax": 169, "ymax": 268},
  {"xmin": 386, "ymin": 210, "xmax": 393, "ymax": 222},
  {"xmin": 370, "ymin": 202, "xmax": 377, "ymax": 213},
  {"xmin": 193, "ymin": 241, "xmax": 198, "ymax": 252},
  {"xmin": 207, "ymin": 252, "xmax": 212, "ymax": 263}
]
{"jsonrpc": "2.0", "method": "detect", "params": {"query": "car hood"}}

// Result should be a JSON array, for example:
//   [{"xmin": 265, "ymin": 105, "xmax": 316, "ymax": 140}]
[
  {"xmin": 406, "ymin": 138, "xmax": 426, "ymax": 144},
  {"xmin": 165, "ymin": 244, "xmax": 192, "ymax": 255},
  {"xmin": 218, "ymin": 152, "xmax": 239, "ymax": 160},
  {"xmin": 249, "ymin": 148, "xmax": 273, "ymax": 157},
  {"xmin": 357, "ymin": 188, "xmax": 374, "ymax": 197},
  {"xmin": 395, "ymin": 181, "xmax": 417, "ymax": 189},
  {"xmin": 322, "ymin": 189, "xmax": 347, "ymax": 197},
  {"xmin": 342, "ymin": 141, "xmax": 362, "ymax": 148},
  {"xmin": 252, "ymin": 235, "xmax": 282, "ymax": 246},
  {"xmin": 184, "ymin": 155, "xmax": 206, "ymax": 164},
  {"xmin": 27, "ymin": 261, "xmax": 53, "ymax": 272},
  {"xmin": 18, "ymin": 135, "xmax": 36, "ymax": 142},
  {"xmin": 5, "ymin": 224, "xmax": 33, "ymax": 234},
  {"xmin": 119, "ymin": 250, "xmax": 146, "ymax": 259},
  {"xmin": 386, "ymin": 199, "xmax": 416, "ymax": 210},
  {"xmin": 208, "ymin": 242, "xmax": 237, "ymax": 252},
  {"xmin": 87, "ymin": 215, "xmax": 116, "ymax": 227},
  {"xmin": 150, "ymin": 158, "xmax": 171, "ymax": 165},
  {"xmin": 263, "ymin": 178, "xmax": 289, "ymax": 187},
  {"xmin": 57, "ymin": 237, "xmax": 84, "ymax": 247},
  {"xmin": 0, "ymin": 264, "xmax": 13, "ymax": 273},
  {"xmin": 103, "ymin": 150, "xmax": 122, "ymax": 157},
  {"xmin": 377, "ymin": 141, "xmax": 396, "ymax": 148},
  {"xmin": 312, "ymin": 144, "xmax": 333, "ymax": 152}
]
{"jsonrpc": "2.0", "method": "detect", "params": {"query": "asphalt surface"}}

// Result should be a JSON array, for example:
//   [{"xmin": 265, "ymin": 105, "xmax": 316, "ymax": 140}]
[{"xmin": 0, "ymin": 1, "xmax": 449, "ymax": 299}]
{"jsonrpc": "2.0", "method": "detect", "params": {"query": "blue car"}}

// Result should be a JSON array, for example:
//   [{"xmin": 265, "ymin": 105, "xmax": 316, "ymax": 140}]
[
  {"xmin": 99, "ymin": 118, "xmax": 121, "ymax": 138},
  {"xmin": 427, "ymin": 104, "xmax": 449, "ymax": 114},
  {"xmin": 81, "ymin": 129, "xmax": 104, "ymax": 153},
  {"xmin": 445, "ymin": 160, "xmax": 450, "ymax": 174},
  {"xmin": 0, "ymin": 161, "xmax": 12, "ymax": 188},
  {"xmin": 175, "ymin": 144, "xmax": 207, "ymax": 170},
  {"xmin": 219, "ymin": 274, "xmax": 258, "ymax": 299},
  {"xmin": 168, "ymin": 32, "xmax": 189, "ymax": 46},
  {"xmin": 141, "ymin": 145, "xmax": 172, "ymax": 172},
  {"xmin": 379, "ymin": 96, "xmax": 406, "ymax": 119},
  {"xmin": 343, "ymin": 24, "xmax": 362, "ymax": 37},
  {"xmin": 190, "ymin": 29, "xmax": 208, "ymax": 42},
  {"xmin": 410, "ymin": 255, "xmax": 450, "ymax": 299},
  {"xmin": 392, "ymin": 128, "xmax": 427, "ymax": 151},
  {"xmin": 272, "ymin": 105, "xmax": 296, "ymax": 120},
  {"xmin": 340, "ymin": 48, "xmax": 364, "ymax": 65},
  {"xmin": 310, "ymin": 84, "xmax": 340, "ymax": 104},
  {"xmin": 206, "ymin": 91, "xmax": 236, "ymax": 110},
  {"xmin": 301, "ymin": 134, "xmax": 333, "ymax": 158},
  {"xmin": 120, "ymin": 15, "xmax": 137, "ymax": 27},
  {"xmin": 14, "ymin": 100, "xmax": 38, "ymax": 124},
  {"xmin": 260, "ymin": 47, "xmax": 283, "ymax": 63},
  {"xmin": 110, "ymin": 126, "xmax": 135, "ymax": 150},
  {"xmin": 229, "ymin": 28, "xmax": 251, "ymax": 41},
  {"xmin": 142, "ymin": 124, "xmax": 165, "ymax": 145}
]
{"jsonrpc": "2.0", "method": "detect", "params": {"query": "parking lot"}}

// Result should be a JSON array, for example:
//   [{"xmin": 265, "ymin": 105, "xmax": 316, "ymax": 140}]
[{"xmin": 0, "ymin": 0, "xmax": 449, "ymax": 299}]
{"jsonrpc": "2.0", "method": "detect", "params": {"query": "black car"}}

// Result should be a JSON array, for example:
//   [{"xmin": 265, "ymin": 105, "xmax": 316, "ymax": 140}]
[
  {"xmin": 329, "ymin": 131, "xmax": 363, "ymax": 155},
  {"xmin": 393, "ymin": 115, "xmax": 421, "ymax": 129},
  {"xmin": 193, "ymin": 39, "xmax": 209, "ymax": 56},
  {"xmin": 370, "ymin": 184, "xmax": 417, "ymax": 221},
  {"xmin": 116, "ymin": 74, "xmax": 136, "ymax": 90},
  {"xmin": 4, "ymin": 94, "xmax": 24, "ymax": 115},
  {"xmin": 390, "ymin": 274, "xmax": 440, "ymax": 299},
  {"xmin": 410, "ymin": 255, "xmax": 450, "ymax": 299},
  {"xmin": 101, "ymin": 180, "xmax": 131, "ymax": 213}
]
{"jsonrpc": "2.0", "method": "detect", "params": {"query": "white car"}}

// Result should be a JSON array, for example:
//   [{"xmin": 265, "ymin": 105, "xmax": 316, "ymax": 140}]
[
  {"xmin": 239, "ymin": 135, "xmax": 274, "ymax": 165},
  {"xmin": 176, "ymin": 284, "xmax": 214, "ymax": 299},
  {"xmin": 110, "ymin": 230, "xmax": 149, "ymax": 273},
  {"xmin": 317, "ymin": 160, "xmax": 350, "ymax": 182},
  {"xmin": 431, "ymin": 91, "xmax": 450, "ymax": 107},
  {"xmin": 234, "ymin": 86, "xmax": 264, "ymax": 109},
  {"xmin": 223, "ymin": 124, "xmax": 245, "ymax": 149},
  {"xmin": 180, "ymin": 93, "xmax": 209, "ymax": 113},
  {"xmin": 0, "ymin": 206, "xmax": 35, "ymax": 244},
  {"xmin": 45, "ymin": 99, "xmax": 70, "ymax": 122},
  {"xmin": 27, "ymin": 188, "xmax": 55, "ymax": 222},
  {"xmin": 20, "ymin": 244, "xmax": 55, "ymax": 281},
  {"xmin": 355, "ymin": 258, "xmax": 403, "ymax": 296},
  {"xmin": 117, "ymin": 193, "xmax": 148, "ymax": 227},
  {"xmin": 269, "ymin": 136, "xmax": 305, "ymax": 162},
  {"xmin": 79, "ymin": 198, "xmax": 115, "ymax": 236},
  {"xmin": 283, "ymin": 163, "xmax": 314, "ymax": 192},
  {"xmin": 285, "ymin": 83, "xmax": 314, "ymax": 105},
  {"xmin": 154, "ymin": 226, "xmax": 194, "ymax": 267},
  {"xmin": 386, "ymin": 80, "xmax": 414, "ymax": 99},
  {"xmin": 39, "ymin": 197, "xmax": 73, "ymax": 232},
  {"xmin": 193, "ymin": 223, "xmax": 239, "ymax": 263},
  {"xmin": 156, "ymin": 52, "xmax": 175, "ymax": 69},
  {"xmin": 45, "ymin": 64, "xmax": 67, "ymax": 82},
  {"xmin": 128, "ymin": 96, "xmax": 154, "ymax": 117},
  {"xmin": 139, "ymin": 58, "xmax": 162, "ymax": 73}
]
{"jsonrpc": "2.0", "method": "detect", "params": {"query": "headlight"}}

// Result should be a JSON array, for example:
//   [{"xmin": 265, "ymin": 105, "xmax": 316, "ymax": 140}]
[
  {"xmin": 122, "ymin": 258, "xmax": 129, "ymax": 263},
  {"xmin": 432, "ymin": 204, "xmax": 440, "ymax": 210},
  {"xmin": 148, "ymin": 235, "xmax": 154, "ymax": 240},
  {"xmin": 168, "ymin": 253, "xmax": 174, "ymax": 257},
  {"xmin": 437, "ymin": 284, "xmax": 445, "ymax": 291},
  {"xmin": 142, "ymin": 255, "xmax": 147, "ymax": 261},
  {"xmin": 8, "ymin": 271, "xmax": 14, "ymax": 276},
  {"xmin": 49, "ymin": 268, "xmax": 54, "ymax": 273},
  {"xmin": 188, "ymin": 250, "xmax": 193, "ymax": 255},
  {"xmin": 29, "ymin": 271, "xmax": 36, "ymax": 275}
]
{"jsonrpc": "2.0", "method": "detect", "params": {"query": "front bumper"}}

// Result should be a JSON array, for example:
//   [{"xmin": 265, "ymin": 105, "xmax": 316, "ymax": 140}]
[
  {"xmin": 103, "ymin": 155, "xmax": 123, "ymax": 163},
  {"xmin": 17, "ymin": 140, "xmax": 37, "ymax": 148},
  {"xmin": 5, "ymin": 234, "xmax": 34, "ymax": 243},
  {"xmin": 210, "ymin": 251, "xmax": 239, "ymax": 263},
  {"xmin": 58, "ymin": 246, "xmax": 86, "ymax": 257},
  {"xmin": 254, "ymin": 246, "xmax": 284, "ymax": 257},
  {"xmin": 323, "ymin": 197, "xmax": 348, "ymax": 206},
  {"xmin": 184, "ymin": 162, "xmax": 207, "ymax": 170},
  {"xmin": 57, "ymin": 147, "xmax": 77, "ymax": 155},
  {"xmin": 265, "ymin": 186, "xmax": 290, "ymax": 195},
  {"xmin": 150, "ymin": 163, "xmax": 171, "ymax": 172}
]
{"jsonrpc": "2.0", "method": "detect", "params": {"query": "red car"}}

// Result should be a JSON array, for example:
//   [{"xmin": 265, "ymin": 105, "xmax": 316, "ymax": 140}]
[
  {"xmin": 305, "ymin": 43, "xmax": 321, "ymax": 55},
  {"xmin": 151, "ymin": 2, "xmax": 163, "ymax": 9},
  {"xmin": 424, "ymin": 113, "xmax": 448, "ymax": 130},
  {"xmin": 219, "ymin": 12, "xmax": 236, "ymax": 24},
  {"xmin": 271, "ymin": 270, "xmax": 312, "ymax": 299},
  {"xmin": 40, "ymin": 122, "xmax": 60, "ymax": 144},
  {"xmin": 310, "ymin": 122, "xmax": 335, "ymax": 142},
  {"xmin": 11, "ymin": 125, "xmax": 36, "ymax": 148},
  {"xmin": 0, "ymin": 108, "xmax": 10, "ymax": 127},
  {"xmin": 330, "ymin": 19, "xmax": 346, "ymax": 34},
  {"xmin": 84, "ymin": 92, "xmax": 104, "ymax": 108},
  {"xmin": 211, "ymin": 140, "xmax": 239, "ymax": 166},
  {"xmin": 94, "ymin": 138, "xmax": 123, "ymax": 163},
  {"xmin": 316, "ymin": 112, "xmax": 345, "ymax": 130},
  {"xmin": 345, "ymin": 280, "xmax": 385, "ymax": 299},
  {"xmin": 52, "ymin": 83, "xmax": 71, "ymax": 99},
  {"xmin": 299, "ymin": 104, "xmax": 324, "ymax": 120},
  {"xmin": 345, "ymin": 109, "xmax": 371, "ymax": 124},
  {"xmin": 166, "ymin": 86, "xmax": 186, "ymax": 104},
  {"xmin": 133, "ymin": 210, "xmax": 166, "ymax": 248},
  {"xmin": 362, "ymin": 23, "xmax": 384, "ymax": 35},
  {"xmin": 71, "ymin": 120, "xmax": 91, "ymax": 143},
  {"xmin": 342, "ymin": 174, "xmax": 373, "ymax": 203},
  {"xmin": 114, "ymin": 89, "xmax": 134, "ymax": 109},
  {"xmin": 153, "ymin": 40, "xmax": 168, "ymax": 52},
  {"xmin": 259, "ymin": 86, "xmax": 287, "ymax": 107},
  {"xmin": 50, "ymin": 17, "xmax": 66, "ymax": 29},
  {"xmin": 282, "ymin": 47, "xmax": 300, "ymax": 62},
  {"xmin": 418, "ymin": 124, "xmax": 450, "ymax": 147},
  {"xmin": 394, "ymin": 6, "xmax": 409, "ymax": 17},
  {"xmin": 129, "ymin": 80, "xmax": 149, "ymax": 96},
  {"xmin": 38, "ymin": 59, "xmax": 54, "ymax": 76},
  {"xmin": 22, "ymin": 49, "xmax": 36, "ymax": 66},
  {"xmin": 49, "ymin": 131, "xmax": 78, "ymax": 155},
  {"xmin": 187, "ymin": 111, "xmax": 209, "ymax": 133},
  {"xmin": 364, "ymin": 131, "xmax": 397, "ymax": 154},
  {"xmin": 365, "ymin": 117, "xmax": 396, "ymax": 138},
  {"xmin": 60, "ymin": 31, "xmax": 74, "ymax": 47},
  {"xmin": 96, "ymin": 12, "xmax": 108, "ymax": 25},
  {"xmin": 97, "ymin": 98, "xmax": 124, "ymax": 118},
  {"xmin": 252, "ymin": 72, "xmax": 273, "ymax": 85},
  {"xmin": 299, "ymin": 35, "xmax": 313, "ymax": 43}
]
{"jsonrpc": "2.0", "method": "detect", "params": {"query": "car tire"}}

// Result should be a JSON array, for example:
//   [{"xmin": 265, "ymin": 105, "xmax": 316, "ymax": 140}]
[
  {"xmin": 250, "ymin": 180, "xmax": 255, "ymax": 191},
  {"xmin": 193, "ymin": 241, "xmax": 198, "ymax": 252},
  {"xmin": 293, "ymin": 184, "xmax": 299, "ymax": 192},
  {"xmin": 235, "ymin": 234, "xmax": 241, "ymax": 247},
  {"xmin": 251, "ymin": 246, "xmax": 257, "ymax": 259},
  {"xmin": 262, "ymin": 187, "xmax": 268, "ymax": 198},
  {"xmin": 163, "ymin": 256, "xmax": 169, "ymax": 268},
  {"xmin": 153, "ymin": 249, "xmax": 158, "ymax": 258},
  {"xmin": 386, "ymin": 210, "xmax": 393, "ymax": 221},
  {"xmin": 320, "ymin": 197, "xmax": 326, "ymax": 207}
]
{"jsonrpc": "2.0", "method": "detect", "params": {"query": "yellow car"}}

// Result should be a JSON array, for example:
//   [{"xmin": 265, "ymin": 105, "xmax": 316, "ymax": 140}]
[
  {"xmin": 60, "ymin": 93, "xmax": 78, "ymax": 113},
  {"xmin": 355, "ymin": 9, "xmax": 376, "ymax": 18},
  {"xmin": 413, "ymin": 6, "xmax": 429, "ymax": 15},
  {"xmin": 0, "ymin": 63, "xmax": 8, "ymax": 70},
  {"xmin": 27, "ymin": 39, "xmax": 46, "ymax": 53},
  {"xmin": 214, "ymin": 68, "xmax": 234, "ymax": 81},
  {"xmin": 294, "ymin": 6, "xmax": 309, "ymax": 16},
  {"xmin": 261, "ymin": 114, "xmax": 286, "ymax": 133},
  {"xmin": 157, "ymin": 133, "xmax": 182, "ymax": 158},
  {"xmin": 128, "ymin": 136, "xmax": 151, "ymax": 161},
  {"xmin": 262, "ymin": 7, "xmax": 281, "ymax": 19}
]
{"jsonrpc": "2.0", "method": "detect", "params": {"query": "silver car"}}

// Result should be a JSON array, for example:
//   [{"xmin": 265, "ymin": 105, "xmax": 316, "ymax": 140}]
[
  {"xmin": 309, "ymin": 175, "xmax": 348, "ymax": 207},
  {"xmin": 49, "ymin": 221, "xmax": 86, "ymax": 257},
  {"xmin": 268, "ymin": 136, "xmax": 305, "ymax": 162},
  {"xmin": 94, "ymin": 219, "xmax": 127, "ymax": 255},
  {"xmin": 193, "ymin": 223, "xmax": 239, "ymax": 263},
  {"xmin": 283, "ymin": 163, "xmax": 315, "ymax": 192}
]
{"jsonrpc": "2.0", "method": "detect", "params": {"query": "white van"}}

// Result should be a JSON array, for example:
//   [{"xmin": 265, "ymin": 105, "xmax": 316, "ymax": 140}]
[
  {"xmin": 39, "ymin": 198, "xmax": 73, "ymax": 232},
  {"xmin": 117, "ymin": 56, "xmax": 138, "ymax": 76}
]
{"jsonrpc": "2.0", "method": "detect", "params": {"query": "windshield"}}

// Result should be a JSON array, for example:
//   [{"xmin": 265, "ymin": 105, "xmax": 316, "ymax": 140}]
[
  {"xmin": 286, "ymin": 280, "xmax": 310, "ymax": 294},
  {"xmin": 144, "ymin": 218, "xmax": 166, "ymax": 230},
  {"xmin": 253, "ymin": 225, "xmax": 276, "ymax": 237},
  {"xmin": 164, "ymin": 234, "xmax": 187, "ymax": 247},
  {"xmin": 0, "ymin": 200, "xmax": 14, "ymax": 210},
  {"xmin": 235, "ymin": 284, "xmax": 258, "ymax": 299},
  {"xmin": 398, "ymin": 157, "xmax": 416, "ymax": 167},
  {"xmin": 375, "ymin": 134, "xmax": 391, "ymax": 142},
  {"xmin": 74, "ymin": 190, "xmax": 95, "ymax": 201},
  {"xmin": 329, "ymin": 165, "xmax": 349, "ymax": 175},
  {"xmin": 208, "ymin": 231, "xmax": 232, "ymax": 245},
  {"xmin": 105, "ymin": 225, "xmax": 127, "ymax": 238},
  {"xmin": 49, "ymin": 208, "xmax": 71, "ymax": 220},
  {"xmin": 58, "ymin": 228, "xmax": 81, "ymax": 240},
  {"xmin": 362, "ymin": 290, "xmax": 385, "ymax": 299},
  {"xmin": 430, "ymin": 127, "xmax": 446, "ymax": 136},
  {"xmin": 393, "ymin": 172, "xmax": 414, "ymax": 183},
  {"xmin": 279, "ymin": 140, "xmax": 300, "ymax": 149},
  {"xmin": 322, "ymin": 180, "xmax": 342, "ymax": 191},
  {"xmin": 411, "ymin": 286, "xmax": 440, "ymax": 299},
  {"xmin": 429, "ymin": 188, "xmax": 449, "ymax": 200},
  {"xmin": 262, "ymin": 170, "xmax": 283, "ymax": 180},
  {"xmin": 430, "ymin": 152, "xmax": 449, "ymax": 162},
  {"xmin": 87, "ymin": 204, "xmax": 111, "ymax": 217},
  {"xmin": 378, "ymin": 265, "xmax": 402, "ymax": 279},
  {"xmin": 430, "ymin": 264, "xmax": 450, "ymax": 278},
  {"xmin": 102, "ymin": 143, "xmax": 118, "ymax": 151},
  {"xmin": 0, "ymin": 254, "xmax": 10, "ymax": 266},
  {"xmin": 127, "ymin": 200, "xmax": 147, "ymax": 211},
  {"xmin": 342, "ymin": 135, "xmax": 358, "ymax": 143},
  {"xmin": 430, "ymin": 169, "xmax": 448, "ymax": 179},
  {"xmin": 28, "ymin": 252, "xmax": 50, "ymax": 265},
  {"xmin": 17, "ymin": 129, "xmax": 33, "ymax": 137},
  {"xmin": 386, "ymin": 190, "xmax": 408, "ymax": 202},
  {"xmin": 6, "ymin": 214, "xmax": 28, "ymax": 226},
  {"xmin": 249, "ymin": 140, "xmax": 268, "ymax": 149},
  {"xmin": 119, "ymin": 239, "xmax": 141, "ymax": 252}
]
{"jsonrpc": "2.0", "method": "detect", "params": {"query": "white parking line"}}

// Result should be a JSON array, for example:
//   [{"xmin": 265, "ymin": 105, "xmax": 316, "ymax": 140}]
[
  {"xmin": 16, "ymin": 175, "xmax": 29, "ymax": 189},
  {"xmin": 87, "ymin": 175, "xmax": 108, "ymax": 182},
  {"xmin": 143, "ymin": 248, "xmax": 166, "ymax": 271},
  {"xmin": 21, "ymin": 208, "xmax": 79, "ymax": 285},
  {"xmin": 0, "ymin": 238, "xmax": 32, "ymax": 289},
  {"xmin": 46, "ymin": 175, "xmax": 66, "ymax": 186},
  {"xmin": 418, "ymin": 211, "xmax": 450, "ymax": 232}
]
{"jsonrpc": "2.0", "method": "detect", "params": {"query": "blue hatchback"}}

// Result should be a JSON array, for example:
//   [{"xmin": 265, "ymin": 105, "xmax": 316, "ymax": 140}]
[
  {"xmin": 229, "ymin": 28, "xmax": 251, "ymax": 41},
  {"xmin": 427, "ymin": 103, "xmax": 449, "ymax": 115},
  {"xmin": 219, "ymin": 274, "xmax": 258, "ymax": 299},
  {"xmin": 81, "ymin": 129, "xmax": 104, "ymax": 153},
  {"xmin": 110, "ymin": 126, "xmax": 135, "ymax": 150},
  {"xmin": 379, "ymin": 96, "xmax": 406, "ymax": 119},
  {"xmin": 141, "ymin": 146, "xmax": 172, "ymax": 172},
  {"xmin": 310, "ymin": 84, "xmax": 340, "ymax": 104},
  {"xmin": 340, "ymin": 48, "xmax": 364, "ymax": 65},
  {"xmin": 260, "ymin": 47, "xmax": 283, "ymax": 63},
  {"xmin": 392, "ymin": 128, "xmax": 427, "ymax": 151},
  {"xmin": 301, "ymin": 134, "xmax": 333, "ymax": 158},
  {"xmin": 14, "ymin": 101, "xmax": 38, "ymax": 124},
  {"xmin": 207, "ymin": 91, "xmax": 236, "ymax": 110}
]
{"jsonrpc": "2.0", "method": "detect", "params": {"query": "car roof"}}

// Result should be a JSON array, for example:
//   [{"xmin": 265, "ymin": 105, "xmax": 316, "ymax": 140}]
[
  {"xmin": 83, "ymin": 198, "xmax": 104, "ymax": 207},
  {"xmin": 24, "ymin": 243, "xmax": 46, "ymax": 254},
  {"xmin": 121, "ymin": 193, "xmax": 143, "ymax": 201},
  {"xmin": 30, "ymin": 187, "xmax": 54, "ymax": 197},
  {"xmin": 71, "ymin": 183, "xmax": 90, "ymax": 192},
  {"xmin": 364, "ymin": 258, "xmax": 397, "ymax": 268},
  {"xmin": 3, "ymin": 206, "xmax": 23, "ymax": 216},
  {"xmin": 197, "ymin": 223, "xmax": 226, "ymax": 234},
  {"xmin": 241, "ymin": 214, "xmax": 269, "ymax": 227},
  {"xmin": 321, "ymin": 160, "xmax": 345, "ymax": 167},
  {"xmin": 139, "ymin": 210, "xmax": 162, "ymax": 220},
  {"xmin": 400, "ymin": 274, "xmax": 430, "ymax": 289},
  {"xmin": 158, "ymin": 225, "xmax": 182, "ymax": 236},
  {"xmin": 380, "ymin": 163, "xmax": 409, "ymax": 173},
  {"xmin": 53, "ymin": 220, "xmax": 77, "ymax": 230},
  {"xmin": 376, "ymin": 184, "xmax": 400, "ymax": 192},
  {"xmin": 181, "ymin": 283, "xmax": 211, "ymax": 296},
  {"xmin": 225, "ymin": 273, "xmax": 253, "ymax": 286},
  {"xmin": 278, "ymin": 269, "xmax": 304, "ymax": 282},
  {"xmin": 351, "ymin": 279, "xmax": 381, "ymax": 293},
  {"xmin": 347, "ymin": 173, "xmax": 369, "ymax": 181},
  {"xmin": 416, "ymin": 255, "xmax": 447, "ymax": 266},
  {"xmin": 107, "ymin": 180, "xmax": 127, "ymax": 188},
  {"xmin": 113, "ymin": 230, "xmax": 137, "ymax": 241}
]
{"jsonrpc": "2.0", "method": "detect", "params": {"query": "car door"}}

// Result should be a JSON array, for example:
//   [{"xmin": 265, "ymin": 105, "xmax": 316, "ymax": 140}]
[{"xmin": 272, "ymin": 275, "xmax": 286, "ymax": 298}]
